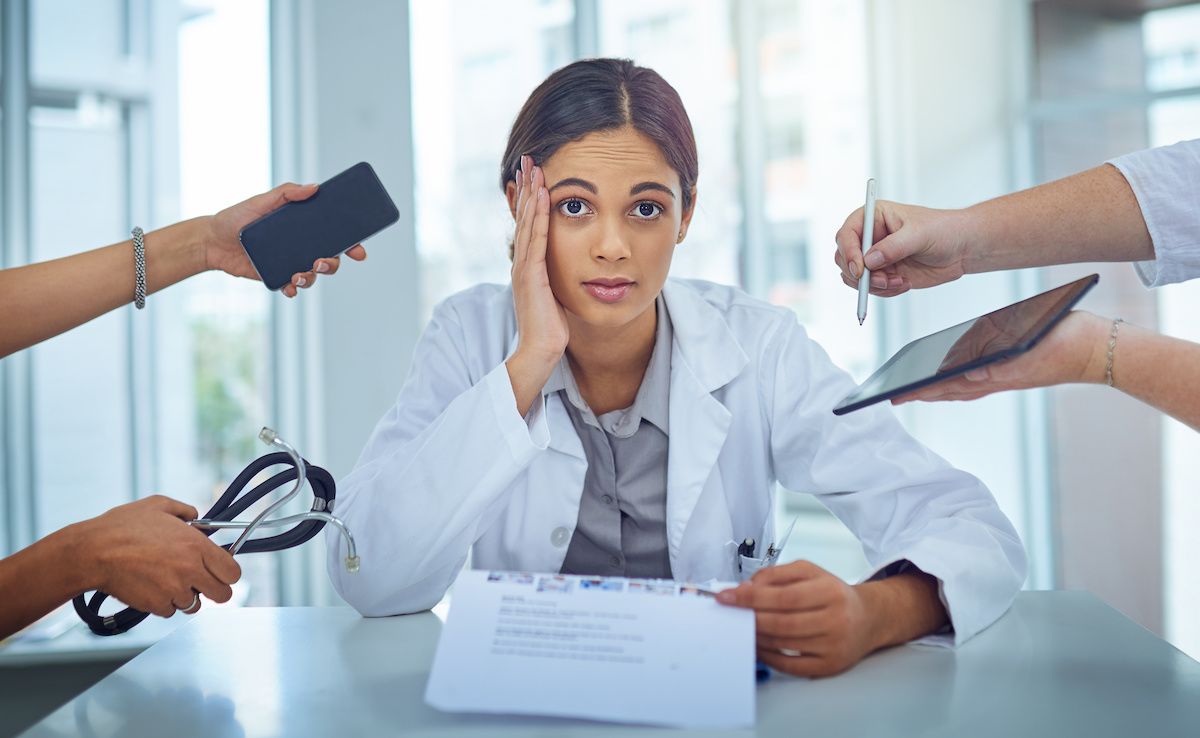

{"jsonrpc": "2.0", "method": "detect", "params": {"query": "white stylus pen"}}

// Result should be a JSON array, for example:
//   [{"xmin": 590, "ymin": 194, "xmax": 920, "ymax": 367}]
[{"xmin": 857, "ymin": 178, "xmax": 877, "ymax": 326}]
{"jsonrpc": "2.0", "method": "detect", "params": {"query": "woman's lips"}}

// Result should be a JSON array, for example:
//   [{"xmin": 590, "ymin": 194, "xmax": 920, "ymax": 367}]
[{"xmin": 584, "ymin": 281, "xmax": 634, "ymax": 303}]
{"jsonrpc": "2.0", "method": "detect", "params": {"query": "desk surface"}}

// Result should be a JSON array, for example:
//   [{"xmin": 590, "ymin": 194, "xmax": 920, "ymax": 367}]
[{"xmin": 20, "ymin": 591, "xmax": 1200, "ymax": 737}]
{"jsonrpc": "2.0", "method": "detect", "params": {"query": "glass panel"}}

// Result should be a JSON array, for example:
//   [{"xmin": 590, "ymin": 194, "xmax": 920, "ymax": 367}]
[
  {"xmin": 751, "ymin": 0, "xmax": 871, "ymax": 580},
  {"xmin": 411, "ymin": 0, "xmax": 576, "ymax": 320},
  {"xmin": 170, "ymin": 0, "xmax": 275, "ymax": 604},
  {"xmin": 29, "ymin": 105, "xmax": 132, "ymax": 538},
  {"xmin": 1151, "ymin": 94, "xmax": 1200, "ymax": 661},
  {"xmin": 754, "ymin": 0, "xmax": 872, "ymax": 377},
  {"xmin": 32, "ymin": 0, "xmax": 126, "ymax": 87},
  {"xmin": 1144, "ymin": 4, "xmax": 1200, "ymax": 93}
]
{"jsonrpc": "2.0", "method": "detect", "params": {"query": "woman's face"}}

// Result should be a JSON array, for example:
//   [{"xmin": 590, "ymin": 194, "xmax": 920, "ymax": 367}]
[{"xmin": 512, "ymin": 126, "xmax": 694, "ymax": 331}]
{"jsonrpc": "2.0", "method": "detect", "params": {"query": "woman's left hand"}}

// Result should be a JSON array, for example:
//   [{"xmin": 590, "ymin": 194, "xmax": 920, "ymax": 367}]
[
  {"xmin": 716, "ymin": 560, "xmax": 878, "ymax": 678},
  {"xmin": 204, "ymin": 182, "xmax": 368, "ymax": 298}
]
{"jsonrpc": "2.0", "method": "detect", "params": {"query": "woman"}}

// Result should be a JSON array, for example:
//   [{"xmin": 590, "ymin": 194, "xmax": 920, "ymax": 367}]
[
  {"xmin": 832, "ymin": 139, "xmax": 1200, "ymax": 429},
  {"xmin": 0, "ymin": 182, "xmax": 366, "ymax": 640},
  {"xmin": 327, "ymin": 59, "xmax": 1024, "ymax": 677}
]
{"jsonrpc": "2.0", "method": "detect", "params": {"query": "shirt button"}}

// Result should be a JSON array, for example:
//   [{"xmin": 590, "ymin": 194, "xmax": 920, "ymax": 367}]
[
  {"xmin": 550, "ymin": 527, "xmax": 570, "ymax": 547},
  {"xmin": 601, "ymin": 494, "xmax": 614, "ymax": 505},
  {"xmin": 609, "ymin": 555, "xmax": 622, "ymax": 568}
]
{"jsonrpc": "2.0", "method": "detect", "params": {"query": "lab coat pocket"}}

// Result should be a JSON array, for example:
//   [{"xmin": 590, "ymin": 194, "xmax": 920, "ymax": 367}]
[{"xmin": 739, "ymin": 554, "xmax": 767, "ymax": 581}]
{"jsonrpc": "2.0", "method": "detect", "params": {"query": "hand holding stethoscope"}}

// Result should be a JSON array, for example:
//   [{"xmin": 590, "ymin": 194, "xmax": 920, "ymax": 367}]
[{"xmin": 73, "ymin": 427, "xmax": 359, "ymax": 636}]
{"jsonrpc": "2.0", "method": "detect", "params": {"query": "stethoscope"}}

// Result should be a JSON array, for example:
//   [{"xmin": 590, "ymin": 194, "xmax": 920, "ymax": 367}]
[{"xmin": 73, "ymin": 427, "xmax": 359, "ymax": 636}]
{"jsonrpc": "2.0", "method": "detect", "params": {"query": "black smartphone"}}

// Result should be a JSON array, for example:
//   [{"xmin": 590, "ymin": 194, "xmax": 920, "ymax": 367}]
[
  {"xmin": 238, "ymin": 161, "xmax": 400, "ymax": 291},
  {"xmin": 832, "ymin": 273, "xmax": 1099, "ymax": 415}
]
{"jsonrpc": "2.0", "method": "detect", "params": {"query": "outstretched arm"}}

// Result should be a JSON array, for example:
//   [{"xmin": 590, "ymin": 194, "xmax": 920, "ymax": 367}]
[
  {"xmin": 834, "ymin": 164, "xmax": 1154, "ymax": 297},
  {"xmin": 0, "ymin": 182, "xmax": 367, "ymax": 359},
  {"xmin": 0, "ymin": 496, "xmax": 241, "ymax": 641},
  {"xmin": 895, "ymin": 311, "xmax": 1200, "ymax": 432}
]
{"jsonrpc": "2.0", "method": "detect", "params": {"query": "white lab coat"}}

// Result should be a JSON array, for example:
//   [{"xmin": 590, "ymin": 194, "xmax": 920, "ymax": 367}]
[{"xmin": 327, "ymin": 278, "xmax": 1026, "ymax": 646}]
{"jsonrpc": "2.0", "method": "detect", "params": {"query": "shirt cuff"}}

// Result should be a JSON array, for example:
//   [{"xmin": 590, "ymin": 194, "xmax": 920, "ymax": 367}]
[
  {"xmin": 859, "ymin": 555, "xmax": 957, "ymax": 649},
  {"xmin": 1107, "ymin": 142, "xmax": 1200, "ymax": 288}
]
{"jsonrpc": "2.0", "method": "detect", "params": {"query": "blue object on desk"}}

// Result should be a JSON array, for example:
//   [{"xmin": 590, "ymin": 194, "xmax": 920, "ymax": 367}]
[{"xmin": 756, "ymin": 660, "xmax": 771, "ymax": 683}]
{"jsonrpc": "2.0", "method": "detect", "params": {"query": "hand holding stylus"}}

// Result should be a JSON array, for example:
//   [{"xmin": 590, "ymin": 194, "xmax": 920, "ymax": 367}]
[{"xmin": 834, "ymin": 200, "xmax": 971, "ymax": 299}]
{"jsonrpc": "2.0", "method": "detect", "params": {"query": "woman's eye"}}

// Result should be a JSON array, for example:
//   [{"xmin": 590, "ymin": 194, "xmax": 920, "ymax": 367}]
[
  {"xmin": 558, "ymin": 198, "xmax": 592, "ymax": 217},
  {"xmin": 632, "ymin": 201, "xmax": 663, "ymax": 219}
]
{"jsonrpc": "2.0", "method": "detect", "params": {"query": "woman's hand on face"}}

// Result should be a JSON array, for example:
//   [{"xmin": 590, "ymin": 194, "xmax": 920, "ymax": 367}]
[
  {"xmin": 717, "ymin": 560, "xmax": 877, "ymax": 678},
  {"xmin": 77, "ymin": 495, "xmax": 242, "ymax": 618},
  {"xmin": 834, "ymin": 201, "xmax": 970, "ymax": 297},
  {"xmin": 509, "ymin": 156, "xmax": 569, "ymax": 369},
  {"xmin": 892, "ymin": 310, "xmax": 1110, "ymax": 405},
  {"xmin": 205, "ymin": 182, "xmax": 368, "ymax": 298}
]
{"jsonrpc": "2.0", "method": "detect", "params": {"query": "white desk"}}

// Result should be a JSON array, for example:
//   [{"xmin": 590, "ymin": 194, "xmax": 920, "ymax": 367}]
[{"xmin": 19, "ymin": 591, "xmax": 1200, "ymax": 737}]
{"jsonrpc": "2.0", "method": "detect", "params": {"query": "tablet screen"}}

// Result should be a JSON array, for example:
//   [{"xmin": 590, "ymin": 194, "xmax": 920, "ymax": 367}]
[{"xmin": 833, "ymin": 274, "xmax": 1099, "ymax": 415}]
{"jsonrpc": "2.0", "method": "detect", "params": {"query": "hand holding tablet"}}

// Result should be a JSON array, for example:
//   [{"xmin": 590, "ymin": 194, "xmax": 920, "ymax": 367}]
[{"xmin": 833, "ymin": 274, "xmax": 1100, "ymax": 415}]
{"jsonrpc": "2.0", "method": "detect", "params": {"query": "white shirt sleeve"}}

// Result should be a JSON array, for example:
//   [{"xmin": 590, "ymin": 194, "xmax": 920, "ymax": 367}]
[
  {"xmin": 325, "ymin": 298, "xmax": 549, "ymax": 617},
  {"xmin": 1107, "ymin": 139, "xmax": 1200, "ymax": 288},
  {"xmin": 762, "ymin": 313, "xmax": 1027, "ymax": 647}
]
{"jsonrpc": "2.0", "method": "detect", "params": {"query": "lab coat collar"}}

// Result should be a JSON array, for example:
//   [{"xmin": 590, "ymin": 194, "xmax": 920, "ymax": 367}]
[{"xmin": 659, "ymin": 279, "xmax": 749, "ymax": 394}]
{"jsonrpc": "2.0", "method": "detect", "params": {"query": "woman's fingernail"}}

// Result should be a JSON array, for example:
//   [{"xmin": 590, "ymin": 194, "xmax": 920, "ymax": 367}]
[
  {"xmin": 316, "ymin": 262, "xmax": 329, "ymax": 273},
  {"xmin": 716, "ymin": 590, "xmax": 736, "ymax": 604},
  {"xmin": 865, "ymin": 251, "xmax": 884, "ymax": 270},
  {"xmin": 295, "ymin": 277, "xmax": 306, "ymax": 287},
  {"xmin": 849, "ymin": 262, "xmax": 860, "ymax": 279}
]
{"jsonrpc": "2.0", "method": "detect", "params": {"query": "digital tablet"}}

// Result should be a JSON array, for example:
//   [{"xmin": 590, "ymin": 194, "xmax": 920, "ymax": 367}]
[{"xmin": 832, "ymin": 274, "xmax": 1099, "ymax": 415}]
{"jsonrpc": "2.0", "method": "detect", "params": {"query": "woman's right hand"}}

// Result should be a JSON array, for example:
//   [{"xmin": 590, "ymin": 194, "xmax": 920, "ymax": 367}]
[
  {"xmin": 506, "ymin": 155, "xmax": 569, "ymax": 416},
  {"xmin": 833, "ymin": 201, "xmax": 973, "ymax": 298}
]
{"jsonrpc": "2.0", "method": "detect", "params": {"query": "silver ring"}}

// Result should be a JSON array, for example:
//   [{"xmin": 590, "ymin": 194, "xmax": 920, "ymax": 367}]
[
  {"xmin": 177, "ymin": 592, "xmax": 200, "ymax": 614},
  {"xmin": 776, "ymin": 647, "xmax": 803, "ymax": 657}
]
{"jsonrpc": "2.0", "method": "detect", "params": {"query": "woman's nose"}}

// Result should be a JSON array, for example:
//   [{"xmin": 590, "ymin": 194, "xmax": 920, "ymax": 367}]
[{"xmin": 592, "ymin": 219, "xmax": 631, "ymax": 261}]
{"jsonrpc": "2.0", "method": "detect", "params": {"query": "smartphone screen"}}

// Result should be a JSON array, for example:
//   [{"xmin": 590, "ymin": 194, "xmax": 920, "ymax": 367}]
[{"xmin": 238, "ymin": 161, "xmax": 400, "ymax": 290}]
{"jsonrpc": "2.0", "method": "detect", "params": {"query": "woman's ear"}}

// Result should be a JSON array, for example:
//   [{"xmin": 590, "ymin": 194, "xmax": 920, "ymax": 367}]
[
  {"xmin": 506, "ymin": 180, "xmax": 519, "ymax": 219},
  {"xmin": 677, "ymin": 187, "xmax": 698, "ymax": 243}
]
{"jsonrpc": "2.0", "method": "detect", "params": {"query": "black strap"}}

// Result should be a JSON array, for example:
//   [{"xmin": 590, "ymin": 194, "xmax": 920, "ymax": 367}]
[{"xmin": 73, "ymin": 453, "xmax": 335, "ymax": 636}]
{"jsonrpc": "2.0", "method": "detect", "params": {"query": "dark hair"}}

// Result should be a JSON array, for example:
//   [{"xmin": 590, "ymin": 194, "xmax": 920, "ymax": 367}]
[{"xmin": 500, "ymin": 58, "xmax": 698, "ymax": 215}]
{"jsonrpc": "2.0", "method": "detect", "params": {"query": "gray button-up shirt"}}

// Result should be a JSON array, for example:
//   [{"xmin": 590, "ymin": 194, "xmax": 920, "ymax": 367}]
[{"xmin": 546, "ymin": 297, "xmax": 673, "ymax": 580}]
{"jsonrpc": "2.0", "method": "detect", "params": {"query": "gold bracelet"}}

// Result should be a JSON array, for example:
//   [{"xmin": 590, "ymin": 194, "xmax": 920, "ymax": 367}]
[{"xmin": 1105, "ymin": 318, "xmax": 1124, "ymax": 387}]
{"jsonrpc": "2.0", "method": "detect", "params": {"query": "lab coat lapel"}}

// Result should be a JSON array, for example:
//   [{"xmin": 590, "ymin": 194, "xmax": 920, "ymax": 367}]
[{"xmin": 662, "ymin": 280, "xmax": 748, "ymax": 579}]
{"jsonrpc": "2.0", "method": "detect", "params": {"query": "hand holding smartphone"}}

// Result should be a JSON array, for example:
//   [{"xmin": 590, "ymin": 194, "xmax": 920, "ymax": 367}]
[{"xmin": 239, "ymin": 162, "xmax": 400, "ymax": 291}]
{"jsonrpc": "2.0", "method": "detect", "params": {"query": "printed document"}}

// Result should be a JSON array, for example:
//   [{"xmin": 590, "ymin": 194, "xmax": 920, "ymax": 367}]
[{"xmin": 424, "ymin": 570, "xmax": 756, "ymax": 728}]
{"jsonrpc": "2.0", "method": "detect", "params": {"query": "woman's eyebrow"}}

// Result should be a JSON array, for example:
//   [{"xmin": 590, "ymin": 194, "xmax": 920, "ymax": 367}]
[
  {"xmin": 549, "ymin": 177, "xmax": 597, "ymax": 194},
  {"xmin": 630, "ymin": 181, "xmax": 675, "ymax": 199},
  {"xmin": 547, "ymin": 178, "xmax": 676, "ymax": 200}
]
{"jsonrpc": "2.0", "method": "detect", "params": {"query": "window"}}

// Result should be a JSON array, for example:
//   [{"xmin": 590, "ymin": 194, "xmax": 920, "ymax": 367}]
[
  {"xmin": 411, "ymin": 0, "xmax": 875, "ymax": 580},
  {"xmin": 172, "ymin": 0, "xmax": 276, "ymax": 605},
  {"xmin": 1029, "ymin": 0, "xmax": 1200, "ymax": 659},
  {"xmin": 0, "ymin": 0, "xmax": 279, "ymax": 611},
  {"xmin": 1144, "ymin": 2, "xmax": 1200, "ymax": 664}
]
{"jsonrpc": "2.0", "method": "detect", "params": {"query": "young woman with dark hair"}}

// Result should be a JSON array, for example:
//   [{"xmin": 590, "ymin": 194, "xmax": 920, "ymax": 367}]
[{"xmin": 329, "ymin": 58, "xmax": 1025, "ymax": 677}]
